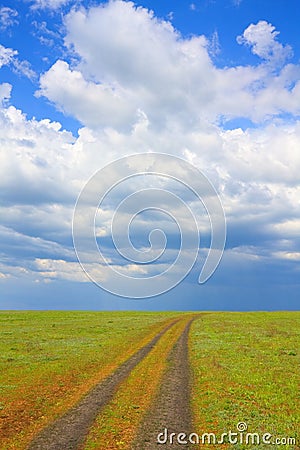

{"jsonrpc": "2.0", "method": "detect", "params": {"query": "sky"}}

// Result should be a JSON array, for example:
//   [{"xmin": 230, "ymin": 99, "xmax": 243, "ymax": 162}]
[{"xmin": 0, "ymin": 0, "xmax": 299, "ymax": 310}]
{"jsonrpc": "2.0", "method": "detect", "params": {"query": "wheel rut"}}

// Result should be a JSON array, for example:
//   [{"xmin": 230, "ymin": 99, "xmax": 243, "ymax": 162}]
[
  {"xmin": 132, "ymin": 318, "xmax": 195, "ymax": 449},
  {"xmin": 28, "ymin": 316, "xmax": 197, "ymax": 450},
  {"xmin": 27, "ymin": 319, "xmax": 179, "ymax": 450}
]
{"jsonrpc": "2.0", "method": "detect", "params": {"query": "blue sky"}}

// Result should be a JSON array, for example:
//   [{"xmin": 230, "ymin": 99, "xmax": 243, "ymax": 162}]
[{"xmin": 0, "ymin": 0, "xmax": 299, "ymax": 310}]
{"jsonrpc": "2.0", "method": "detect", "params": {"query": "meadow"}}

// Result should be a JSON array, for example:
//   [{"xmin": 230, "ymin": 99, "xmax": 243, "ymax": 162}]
[
  {"xmin": 190, "ymin": 312, "xmax": 300, "ymax": 449},
  {"xmin": 0, "ymin": 310, "xmax": 299, "ymax": 449}
]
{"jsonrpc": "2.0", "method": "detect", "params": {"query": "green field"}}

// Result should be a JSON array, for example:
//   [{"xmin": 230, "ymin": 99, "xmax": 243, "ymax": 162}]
[
  {"xmin": 0, "ymin": 311, "xmax": 299, "ymax": 449},
  {"xmin": 190, "ymin": 312, "xmax": 300, "ymax": 449}
]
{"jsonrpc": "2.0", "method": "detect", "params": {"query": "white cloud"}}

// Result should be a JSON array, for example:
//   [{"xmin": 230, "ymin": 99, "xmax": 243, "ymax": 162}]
[
  {"xmin": 0, "ymin": 83, "xmax": 12, "ymax": 104},
  {"xmin": 0, "ymin": 44, "xmax": 17, "ymax": 68},
  {"xmin": 1, "ymin": 2, "xmax": 300, "ymax": 287},
  {"xmin": 59, "ymin": 1, "xmax": 216, "ymax": 127},
  {"xmin": 37, "ymin": 4, "xmax": 300, "ymax": 129},
  {"xmin": 12, "ymin": 58, "xmax": 36, "ymax": 81},
  {"xmin": 221, "ymin": 123, "xmax": 300, "ymax": 186},
  {"xmin": 33, "ymin": 257, "xmax": 151, "ymax": 283},
  {"xmin": 32, "ymin": 20, "xmax": 61, "ymax": 47},
  {"xmin": 0, "ymin": 102, "xmax": 76, "ymax": 206},
  {"xmin": 209, "ymin": 30, "xmax": 221, "ymax": 56},
  {"xmin": 34, "ymin": 258, "xmax": 92, "ymax": 282},
  {"xmin": 0, "ymin": 272, "xmax": 10, "ymax": 280},
  {"xmin": 237, "ymin": 20, "xmax": 293, "ymax": 66},
  {"xmin": 0, "ymin": 44, "xmax": 35, "ymax": 80},
  {"xmin": 272, "ymin": 251, "xmax": 300, "ymax": 262},
  {"xmin": 0, "ymin": 7, "xmax": 18, "ymax": 31},
  {"xmin": 167, "ymin": 11, "xmax": 174, "ymax": 21},
  {"xmin": 38, "ymin": 60, "xmax": 137, "ymax": 129},
  {"xmin": 272, "ymin": 219, "xmax": 300, "ymax": 238},
  {"xmin": 30, "ymin": 0, "xmax": 72, "ymax": 10},
  {"xmin": 2, "ymin": 88, "xmax": 299, "ymax": 285}
]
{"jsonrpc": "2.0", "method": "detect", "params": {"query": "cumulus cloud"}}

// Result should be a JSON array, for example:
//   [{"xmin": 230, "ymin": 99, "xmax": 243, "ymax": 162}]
[
  {"xmin": 221, "ymin": 123, "xmax": 300, "ymax": 186},
  {"xmin": 38, "ymin": 60, "xmax": 137, "ymax": 129},
  {"xmin": 0, "ymin": 102, "xmax": 76, "ymax": 206},
  {"xmin": 237, "ymin": 20, "xmax": 293, "ymax": 66},
  {"xmin": 1, "ymin": 94, "xmax": 299, "ymax": 285},
  {"xmin": 37, "ymin": 3, "xmax": 300, "ymax": 129},
  {"xmin": 42, "ymin": 1, "xmax": 218, "ymax": 128},
  {"xmin": 1, "ymin": 1, "xmax": 300, "ymax": 288},
  {"xmin": 0, "ymin": 102, "xmax": 80, "ymax": 283}
]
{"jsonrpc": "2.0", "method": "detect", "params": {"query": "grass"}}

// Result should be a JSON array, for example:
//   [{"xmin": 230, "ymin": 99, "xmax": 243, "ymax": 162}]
[
  {"xmin": 1, "ymin": 311, "xmax": 299, "ymax": 449},
  {"xmin": 0, "ymin": 310, "xmax": 181, "ymax": 449},
  {"xmin": 190, "ymin": 312, "xmax": 300, "ymax": 449}
]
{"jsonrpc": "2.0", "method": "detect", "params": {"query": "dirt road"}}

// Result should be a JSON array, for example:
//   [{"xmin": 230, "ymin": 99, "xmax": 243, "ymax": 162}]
[
  {"xmin": 132, "ymin": 320, "xmax": 193, "ymax": 449},
  {"xmin": 28, "ymin": 317, "xmax": 195, "ymax": 450}
]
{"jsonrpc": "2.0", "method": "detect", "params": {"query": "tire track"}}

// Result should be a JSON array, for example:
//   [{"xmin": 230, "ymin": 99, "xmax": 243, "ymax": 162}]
[
  {"xmin": 132, "ymin": 318, "xmax": 195, "ymax": 449},
  {"xmin": 27, "ymin": 319, "xmax": 180, "ymax": 450}
]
